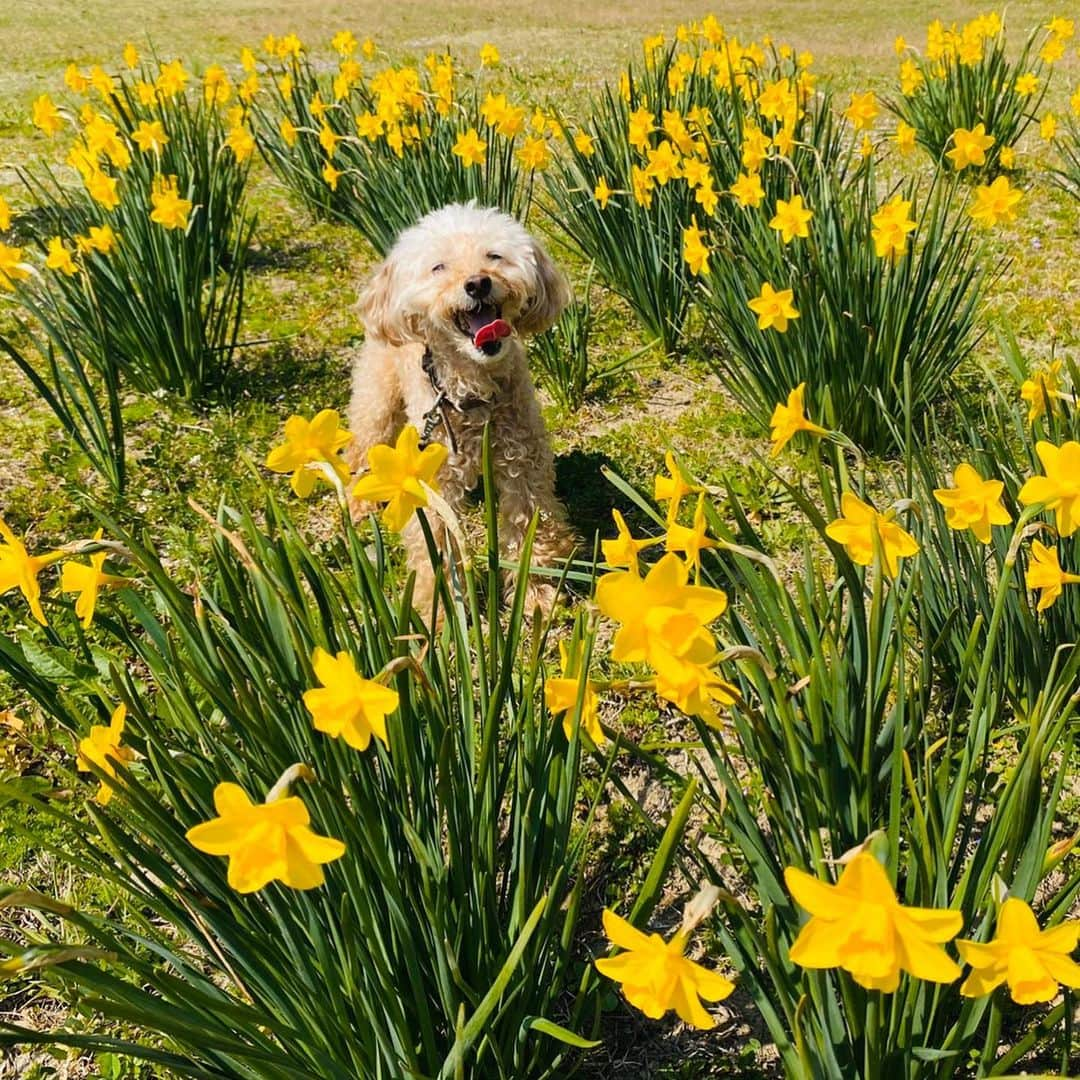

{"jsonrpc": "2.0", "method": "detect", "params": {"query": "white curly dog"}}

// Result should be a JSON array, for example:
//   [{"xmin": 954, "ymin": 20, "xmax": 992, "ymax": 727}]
[{"xmin": 346, "ymin": 203, "xmax": 577, "ymax": 614}]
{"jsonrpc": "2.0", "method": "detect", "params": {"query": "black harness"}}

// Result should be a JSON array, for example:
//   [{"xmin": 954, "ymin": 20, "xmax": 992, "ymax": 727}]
[{"xmin": 419, "ymin": 346, "xmax": 492, "ymax": 454}]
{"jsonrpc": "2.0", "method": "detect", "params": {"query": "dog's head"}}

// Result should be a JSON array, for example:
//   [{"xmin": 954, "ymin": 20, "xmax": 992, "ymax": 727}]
[{"xmin": 359, "ymin": 203, "xmax": 570, "ymax": 362}]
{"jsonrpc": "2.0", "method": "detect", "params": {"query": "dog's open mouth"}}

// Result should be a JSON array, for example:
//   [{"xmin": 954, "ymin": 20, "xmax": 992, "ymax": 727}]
[{"xmin": 454, "ymin": 302, "xmax": 512, "ymax": 356}]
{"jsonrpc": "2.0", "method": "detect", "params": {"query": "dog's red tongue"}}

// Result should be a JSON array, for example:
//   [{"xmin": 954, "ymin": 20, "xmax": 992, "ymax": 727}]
[{"xmin": 474, "ymin": 318, "xmax": 512, "ymax": 349}]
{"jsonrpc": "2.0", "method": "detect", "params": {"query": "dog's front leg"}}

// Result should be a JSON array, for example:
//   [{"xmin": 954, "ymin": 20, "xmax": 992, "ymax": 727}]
[
  {"xmin": 401, "ymin": 466, "xmax": 471, "ymax": 625},
  {"xmin": 492, "ymin": 411, "xmax": 576, "ymax": 614}
]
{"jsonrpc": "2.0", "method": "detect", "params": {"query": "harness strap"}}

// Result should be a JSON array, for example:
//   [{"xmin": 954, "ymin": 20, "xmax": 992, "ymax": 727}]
[{"xmin": 418, "ymin": 346, "xmax": 492, "ymax": 454}]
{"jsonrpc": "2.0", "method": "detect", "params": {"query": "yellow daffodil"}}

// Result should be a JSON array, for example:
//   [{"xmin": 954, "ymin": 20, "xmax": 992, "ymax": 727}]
[
  {"xmin": 134, "ymin": 80, "xmax": 157, "ymax": 106},
  {"xmin": 631, "ymin": 166, "xmax": 654, "ymax": 208},
  {"xmin": 1018, "ymin": 440, "xmax": 1080, "ymax": 536},
  {"xmin": 479, "ymin": 43, "xmax": 500, "ymax": 66},
  {"xmin": 628, "ymin": 107, "xmax": 654, "ymax": 152},
  {"xmin": 957, "ymin": 898, "xmax": 1080, "ymax": 1003},
  {"xmin": 758, "ymin": 78, "xmax": 795, "ymax": 121},
  {"xmin": 1040, "ymin": 113, "xmax": 1057, "ymax": 141},
  {"xmin": 741, "ymin": 126, "xmax": 772, "ymax": 171},
  {"xmin": 155, "ymin": 59, "xmax": 190, "ymax": 99},
  {"xmin": 0, "ymin": 195, "xmax": 11, "ymax": 232},
  {"xmin": 65, "ymin": 64, "xmax": 90, "ymax": 94},
  {"xmin": 517, "ymin": 136, "xmax": 552, "ymax": 171},
  {"xmin": 946, "ymin": 123, "xmax": 995, "ymax": 170},
  {"xmin": 595, "ymin": 552, "xmax": 727, "ymax": 665},
  {"xmin": 785, "ymin": 850, "xmax": 962, "ymax": 992},
  {"xmin": 664, "ymin": 494, "xmax": 717, "ymax": 573},
  {"xmin": 680, "ymin": 157, "xmax": 710, "ymax": 190},
  {"xmin": 0, "ymin": 242, "xmax": 31, "ymax": 291},
  {"xmin": 602, "ymin": 509, "xmax": 660, "ymax": 570},
  {"xmin": 265, "ymin": 409, "xmax": 354, "ymax": 498},
  {"xmin": 574, "ymin": 130, "xmax": 595, "ymax": 156},
  {"xmin": 645, "ymin": 140, "xmax": 682, "ymax": 185},
  {"xmin": 452, "ymin": 127, "xmax": 487, "ymax": 168},
  {"xmin": 844, "ymin": 91, "xmax": 879, "ymax": 132},
  {"xmin": 769, "ymin": 383, "xmax": 826, "ymax": 455},
  {"xmin": 149, "ymin": 175, "xmax": 192, "ymax": 230},
  {"xmin": 276, "ymin": 33, "xmax": 303, "ymax": 60},
  {"xmin": 74, "ymin": 225, "xmax": 117, "ymax": 257},
  {"xmin": 203, "ymin": 64, "xmax": 232, "ymax": 105},
  {"xmin": 351, "ymin": 425, "xmax": 448, "ymax": 532},
  {"xmin": 653, "ymin": 451, "xmax": 702, "ymax": 525},
  {"xmin": 186, "ymin": 781, "xmax": 346, "ymax": 893},
  {"xmin": 1020, "ymin": 361, "xmax": 1062, "ymax": 422},
  {"xmin": 894, "ymin": 120, "xmax": 917, "ymax": 155},
  {"xmin": 825, "ymin": 492, "xmax": 920, "ymax": 577},
  {"xmin": 131, "ymin": 120, "xmax": 169, "ymax": 154},
  {"xmin": 748, "ymin": 282, "xmax": 799, "ymax": 333},
  {"xmin": 694, "ymin": 177, "xmax": 719, "ymax": 217},
  {"xmin": 60, "ymin": 530, "xmax": 126, "ymax": 629},
  {"xmin": 769, "ymin": 194, "xmax": 813, "ymax": 244},
  {"xmin": 355, "ymin": 112, "xmax": 383, "ymax": 141},
  {"xmin": 1040, "ymin": 37, "xmax": 1065, "ymax": 64},
  {"xmin": 0, "ymin": 517, "xmax": 65, "ymax": 625},
  {"xmin": 322, "ymin": 162, "xmax": 342, "ymax": 190},
  {"xmin": 31, "ymin": 94, "xmax": 64, "ymax": 136},
  {"xmin": 318, "ymin": 123, "xmax": 340, "ymax": 158},
  {"xmin": 480, "ymin": 94, "xmax": 525, "ymax": 138},
  {"xmin": 773, "ymin": 124, "xmax": 796, "ymax": 158},
  {"xmin": 332, "ymin": 30, "xmax": 357, "ymax": 57},
  {"xmin": 226, "ymin": 124, "xmax": 256, "ymax": 162},
  {"xmin": 594, "ymin": 177, "xmax": 614, "ymax": 209},
  {"xmin": 1046, "ymin": 16, "xmax": 1075, "ymax": 39},
  {"xmin": 1014, "ymin": 72, "xmax": 1039, "ymax": 96},
  {"xmin": 238, "ymin": 72, "xmax": 259, "ymax": 103},
  {"xmin": 899, "ymin": 59, "xmax": 925, "ymax": 96},
  {"xmin": 303, "ymin": 647, "xmax": 398, "ymax": 751},
  {"xmin": 89, "ymin": 65, "xmax": 115, "ymax": 99},
  {"xmin": 122, "ymin": 41, "xmax": 140, "ymax": 69},
  {"xmin": 682, "ymin": 219, "xmax": 710, "ymax": 276},
  {"xmin": 280, "ymin": 117, "xmax": 298, "ymax": 147},
  {"xmin": 729, "ymin": 171, "xmax": 764, "ymax": 208},
  {"xmin": 596, "ymin": 908, "xmax": 733, "ymax": 1029},
  {"xmin": 871, "ymin": 195, "xmax": 917, "ymax": 260},
  {"xmin": 45, "ymin": 237, "xmax": 79, "ymax": 277},
  {"xmin": 969, "ymin": 176, "xmax": 1022, "ymax": 228},
  {"xmin": 645, "ymin": 608, "xmax": 737, "ymax": 722},
  {"xmin": 999, "ymin": 146, "xmax": 1016, "ymax": 169},
  {"xmin": 933, "ymin": 464, "xmax": 1011, "ymax": 543},
  {"xmin": 1026, "ymin": 540, "xmax": 1080, "ymax": 611},
  {"xmin": 545, "ymin": 641, "xmax": 604, "ymax": 745},
  {"xmin": 77, "ymin": 703, "xmax": 135, "ymax": 806}
]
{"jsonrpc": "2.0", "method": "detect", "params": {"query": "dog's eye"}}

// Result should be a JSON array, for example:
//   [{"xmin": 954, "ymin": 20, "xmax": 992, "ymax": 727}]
[
  {"xmin": 486, "ymin": 252, "xmax": 502, "ymax": 262},
  {"xmin": 431, "ymin": 263, "xmax": 445, "ymax": 273}
]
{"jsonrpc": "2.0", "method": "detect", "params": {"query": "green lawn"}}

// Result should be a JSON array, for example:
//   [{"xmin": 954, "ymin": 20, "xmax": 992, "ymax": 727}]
[{"xmin": 1, "ymin": 3, "xmax": 1079, "ymax": 1077}]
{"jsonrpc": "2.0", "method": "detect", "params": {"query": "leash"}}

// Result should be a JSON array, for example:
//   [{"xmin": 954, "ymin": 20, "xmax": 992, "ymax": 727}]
[{"xmin": 419, "ymin": 346, "xmax": 491, "ymax": 454}]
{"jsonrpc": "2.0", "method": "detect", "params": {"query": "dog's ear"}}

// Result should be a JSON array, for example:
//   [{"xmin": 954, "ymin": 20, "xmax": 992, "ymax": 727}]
[
  {"xmin": 517, "ymin": 239, "xmax": 571, "ymax": 336},
  {"xmin": 359, "ymin": 257, "xmax": 416, "ymax": 346}
]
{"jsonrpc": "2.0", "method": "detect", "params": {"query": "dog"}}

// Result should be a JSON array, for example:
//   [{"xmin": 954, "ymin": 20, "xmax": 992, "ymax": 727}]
[{"xmin": 346, "ymin": 203, "xmax": 577, "ymax": 615}]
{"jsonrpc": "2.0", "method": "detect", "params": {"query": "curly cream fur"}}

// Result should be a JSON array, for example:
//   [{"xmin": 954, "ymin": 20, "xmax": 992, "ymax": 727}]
[{"xmin": 346, "ymin": 204, "xmax": 576, "ymax": 616}]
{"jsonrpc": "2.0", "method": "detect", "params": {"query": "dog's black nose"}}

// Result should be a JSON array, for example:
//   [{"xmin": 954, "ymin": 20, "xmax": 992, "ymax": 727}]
[{"xmin": 464, "ymin": 275, "xmax": 492, "ymax": 299}]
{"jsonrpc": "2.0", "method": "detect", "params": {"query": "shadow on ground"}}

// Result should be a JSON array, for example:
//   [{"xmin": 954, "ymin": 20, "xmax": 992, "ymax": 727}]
[{"xmin": 555, "ymin": 449, "xmax": 655, "ymax": 554}]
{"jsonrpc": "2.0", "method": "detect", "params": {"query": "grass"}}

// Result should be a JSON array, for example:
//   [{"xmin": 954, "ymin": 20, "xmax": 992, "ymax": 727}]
[{"xmin": 1, "ymin": 3, "xmax": 1079, "ymax": 1077}]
